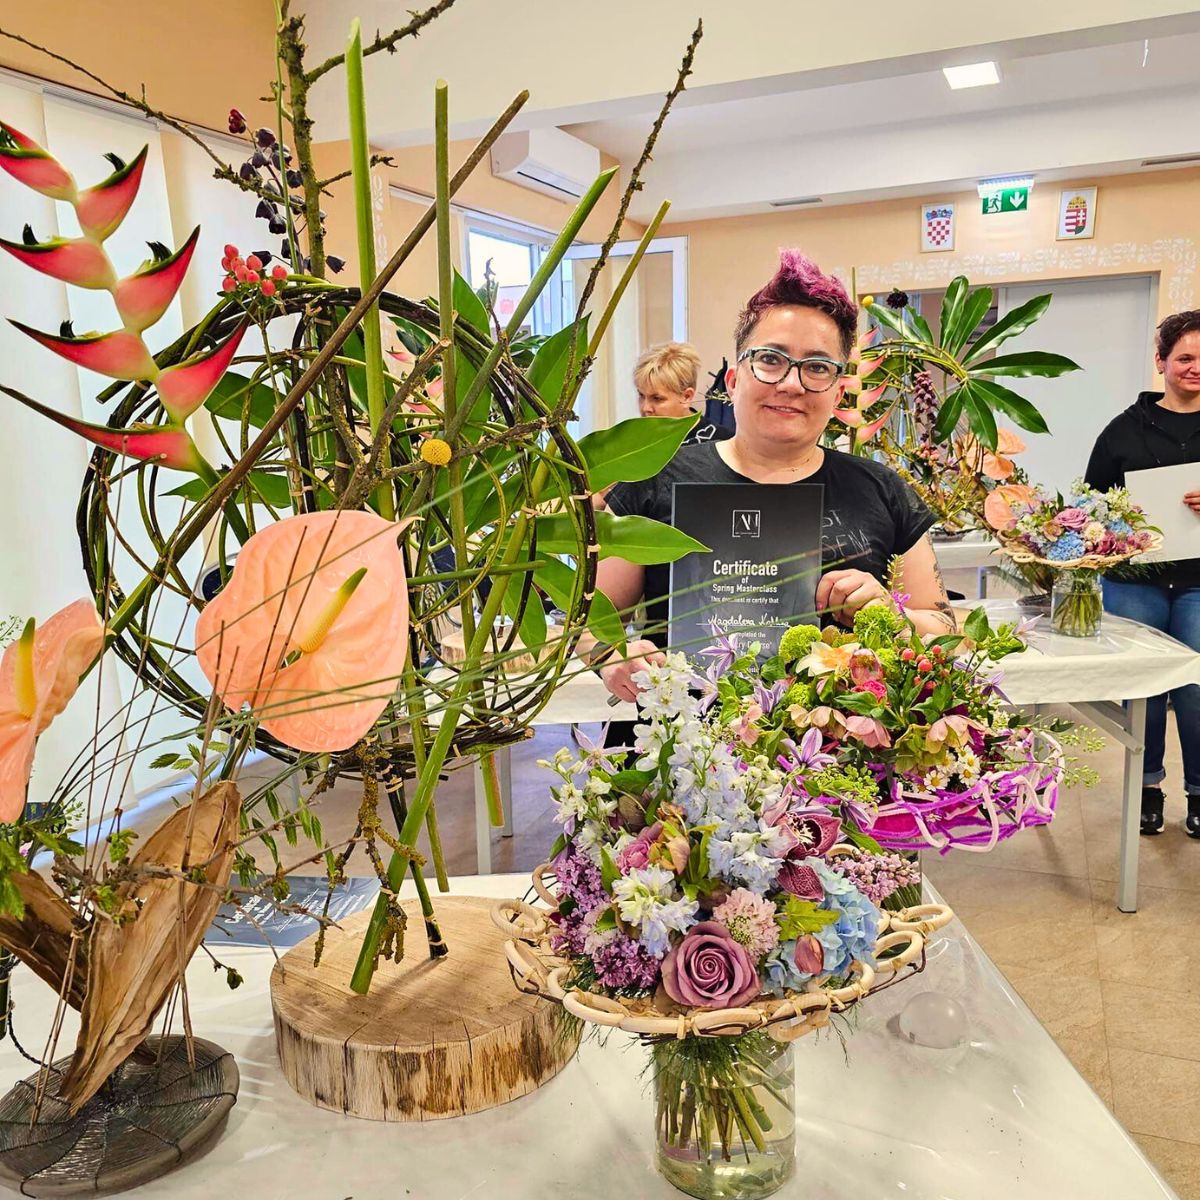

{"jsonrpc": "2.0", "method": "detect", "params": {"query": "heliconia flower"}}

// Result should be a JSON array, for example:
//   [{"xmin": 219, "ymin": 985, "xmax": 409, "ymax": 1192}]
[
  {"xmin": 10, "ymin": 320, "xmax": 157, "ymax": 381},
  {"xmin": 0, "ymin": 385, "xmax": 204, "ymax": 471},
  {"xmin": 155, "ymin": 321, "xmax": 246, "ymax": 422},
  {"xmin": 195, "ymin": 511, "xmax": 411, "ymax": 752},
  {"xmin": 114, "ymin": 227, "xmax": 200, "ymax": 332},
  {"xmin": 74, "ymin": 147, "xmax": 148, "ymax": 241},
  {"xmin": 387, "ymin": 347, "xmax": 415, "ymax": 366},
  {"xmin": 0, "ymin": 122, "xmax": 76, "ymax": 201},
  {"xmin": 0, "ymin": 599, "xmax": 104, "ymax": 823},
  {"xmin": 832, "ymin": 397, "xmax": 898, "ymax": 442},
  {"xmin": 0, "ymin": 234, "xmax": 114, "ymax": 290}
]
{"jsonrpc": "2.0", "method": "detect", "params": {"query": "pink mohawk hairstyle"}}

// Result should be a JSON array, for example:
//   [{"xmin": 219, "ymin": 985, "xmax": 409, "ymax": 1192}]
[{"xmin": 733, "ymin": 248, "xmax": 858, "ymax": 356}]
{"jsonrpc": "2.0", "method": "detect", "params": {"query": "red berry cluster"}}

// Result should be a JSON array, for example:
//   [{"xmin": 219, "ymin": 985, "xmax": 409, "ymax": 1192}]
[{"xmin": 220, "ymin": 244, "xmax": 288, "ymax": 298}]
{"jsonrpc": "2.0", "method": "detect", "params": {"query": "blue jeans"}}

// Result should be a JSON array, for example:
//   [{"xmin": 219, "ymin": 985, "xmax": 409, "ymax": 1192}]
[{"xmin": 1102, "ymin": 579, "xmax": 1200, "ymax": 795}]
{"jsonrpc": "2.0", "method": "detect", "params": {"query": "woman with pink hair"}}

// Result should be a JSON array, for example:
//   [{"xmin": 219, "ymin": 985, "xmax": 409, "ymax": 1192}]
[{"xmin": 579, "ymin": 250, "xmax": 955, "ymax": 704}]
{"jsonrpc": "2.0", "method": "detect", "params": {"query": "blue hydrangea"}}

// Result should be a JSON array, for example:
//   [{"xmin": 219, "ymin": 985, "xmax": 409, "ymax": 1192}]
[
  {"xmin": 1110, "ymin": 519, "xmax": 1132, "ymax": 536},
  {"xmin": 1047, "ymin": 531, "xmax": 1085, "ymax": 561},
  {"xmin": 807, "ymin": 858, "xmax": 880, "ymax": 978}
]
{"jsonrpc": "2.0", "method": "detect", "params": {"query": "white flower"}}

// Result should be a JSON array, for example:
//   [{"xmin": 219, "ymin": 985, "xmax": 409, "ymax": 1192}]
[
  {"xmin": 954, "ymin": 748, "xmax": 981, "ymax": 785},
  {"xmin": 613, "ymin": 865, "xmax": 698, "ymax": 956},
  {"xmin": 574, "ymin": 820, "xmax": 609, "ymax": 865},
  {"xmin": 553, "ymin": 781, "xmax": 588, "ymax": 825}
]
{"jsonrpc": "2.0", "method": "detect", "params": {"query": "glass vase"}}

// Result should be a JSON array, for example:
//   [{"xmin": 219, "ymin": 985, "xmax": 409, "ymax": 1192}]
[
  {"xmin": 1051, "ymin": 571, "xmax": 1103, "ymax": 638},
  {"xmin": 652, "ymin": 1032, "xmax": 795, "ymax": 1200}
]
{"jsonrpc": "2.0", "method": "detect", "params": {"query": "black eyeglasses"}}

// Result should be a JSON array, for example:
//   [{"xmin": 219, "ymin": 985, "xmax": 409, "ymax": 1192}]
[{"xmin": 737, "ymin": 347, "xmax": 846, "ymax": 392}]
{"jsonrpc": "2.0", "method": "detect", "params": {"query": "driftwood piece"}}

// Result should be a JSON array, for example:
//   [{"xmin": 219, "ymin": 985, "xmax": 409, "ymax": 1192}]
[
  {"xmin": 272, "ymin": 897, "xmax": 578, "ymax": 1121},
  {"xmin": 59, "ymin": 780, "xmax": 242, "ymax": 1112},
  {"xmin": 0, "ymin": 870, "xmax": 85, "ymax": 1009}
]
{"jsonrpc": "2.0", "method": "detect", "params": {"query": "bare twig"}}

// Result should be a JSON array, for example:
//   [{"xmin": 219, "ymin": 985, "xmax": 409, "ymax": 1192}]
[{"xmin": 304, "ymin": 0, "xmax": 459, "ymax": 85}]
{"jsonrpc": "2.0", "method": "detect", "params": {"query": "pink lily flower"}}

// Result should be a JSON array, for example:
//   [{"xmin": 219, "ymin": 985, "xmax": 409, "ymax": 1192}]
[
  {"xmin": 10, "ymin": 320, "xmax": 156, "ymax": 381},
  {"xmin": 0, "ymin": 122, "xmax": 76, "ymax": 201},
  {"xmin": 0, "ymin": 599, "xmax": 104, "ymax": 822},
  {"xmin": 156, "ymin": 322, "xmax": 247, "ymax": 422},
  {"xmin": 114, "ymin": 227, "xmax": 200, "ymax": 332},
  {"xmin": 74, "ymin": 147, "xmax": 148, "ymax": 241},
  {"xmin": 0, "ymin": 386, "xmax": 204, "ymax": 471},
  {"xmin": 0, "ymin": 234, "xmax": 114, "ymax": 290}
]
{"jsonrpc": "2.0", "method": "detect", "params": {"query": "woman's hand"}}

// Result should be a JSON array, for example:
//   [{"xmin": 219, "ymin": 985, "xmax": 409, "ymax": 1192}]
[
  {"xmin": 1184, "ymin": 489, "xmax": 1200, "ymax": 514},
  {"xmin": 598, "ymin": 638, "xmax": 666, "ymax": 703},
  {"xmin": 816, "ymin": 569, "xmax": 887, "ymax": 627}
]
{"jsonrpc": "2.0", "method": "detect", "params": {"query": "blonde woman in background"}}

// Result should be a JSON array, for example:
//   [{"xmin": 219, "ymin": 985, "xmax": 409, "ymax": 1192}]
[{"xmin": 595, "ymin": 343, "xmax": 731, "ymax": 510}]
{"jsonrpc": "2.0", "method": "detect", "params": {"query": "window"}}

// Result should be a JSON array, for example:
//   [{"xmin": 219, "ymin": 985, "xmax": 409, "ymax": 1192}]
[{"xmin": 463, "ymin": 217, "xmax": 564, "ymax": 337}]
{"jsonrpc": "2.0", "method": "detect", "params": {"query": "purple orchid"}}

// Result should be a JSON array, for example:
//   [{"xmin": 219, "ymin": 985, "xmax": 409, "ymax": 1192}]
[
  {"xmin": 698, "ymin": 624, "xmax": 739, "ymax": 675},
  {"xmin": 777, "ymin": 728, "xmax": 835, "ymax": 774}
]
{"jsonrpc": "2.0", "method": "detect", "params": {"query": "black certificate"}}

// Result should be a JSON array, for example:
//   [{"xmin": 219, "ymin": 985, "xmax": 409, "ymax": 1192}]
[{"xmin": 668, "ymin": 483, "xmax": 824, "ymax": 657}]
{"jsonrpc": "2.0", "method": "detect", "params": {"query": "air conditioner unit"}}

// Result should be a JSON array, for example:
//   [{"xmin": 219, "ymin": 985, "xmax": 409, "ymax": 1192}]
[{"xmin": 490, "ymin": 128, "xmax": 602, "ymax": 202}]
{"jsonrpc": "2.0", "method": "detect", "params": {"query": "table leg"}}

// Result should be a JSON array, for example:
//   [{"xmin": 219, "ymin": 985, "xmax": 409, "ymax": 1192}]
[
  {"xmin": 1117, "ymin": 698, "xmax": 1147, "ymax": 914},
  {"xmin": 474, "ymin": 760, "xmax": 492, "ymax": 875},
  {"xmin": 499, "ymin": 746, "xmax": 514, "ymax": 838}
]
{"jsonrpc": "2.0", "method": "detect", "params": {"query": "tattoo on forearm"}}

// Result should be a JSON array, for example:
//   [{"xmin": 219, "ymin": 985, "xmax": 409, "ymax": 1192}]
[{"xmin": 927, "ymin": 535, "xmax": 957, "ymax": 631}]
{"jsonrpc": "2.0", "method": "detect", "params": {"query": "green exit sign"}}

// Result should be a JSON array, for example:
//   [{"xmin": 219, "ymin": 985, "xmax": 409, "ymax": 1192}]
[{"xmin": 981, "ymin": 187, "xmax": 1029, "ymax": 214}]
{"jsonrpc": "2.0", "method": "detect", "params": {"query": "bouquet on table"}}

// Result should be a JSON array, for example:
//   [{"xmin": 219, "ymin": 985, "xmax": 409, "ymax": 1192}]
[
  {"xmin": 494, "ymin": 597, "xmax": 1062, "ymax": 1200},
  {"xmin": 985, "ymin": 479, "xmax": 1161, "ymax": 637}
]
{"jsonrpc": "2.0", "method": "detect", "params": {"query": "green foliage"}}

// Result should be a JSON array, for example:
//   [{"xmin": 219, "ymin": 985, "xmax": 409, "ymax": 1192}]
[
  {"xmin": 852, "ymin": 604, "xmax": 906, "ymax": 649},
  {"xmin": 775, "ymin": 896, "xmax": 840, "ymax": 941},
  {"xmin": 537, "ymin": 511, "xmax": 709, "ymax": 565},
  {"xmin": 0, "ymin": 839, "xmax": 28, "ymax": 919},
  {"xmin": 106, "ymin": 828, "xmax": 138, "ymax": 864},
  {"xmin": 578, "ymin": 413, "xmax": 699, "ymax": 492}
]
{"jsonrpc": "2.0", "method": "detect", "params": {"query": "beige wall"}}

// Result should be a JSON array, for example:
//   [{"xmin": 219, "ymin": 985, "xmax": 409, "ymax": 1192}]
[
  {"xmin": 0, "ymin": 1, "xmax": 278, "ymax": 131},
  {"xmin": 669, "ymin": 168, "xmax": 1200, "ymax": 380}
]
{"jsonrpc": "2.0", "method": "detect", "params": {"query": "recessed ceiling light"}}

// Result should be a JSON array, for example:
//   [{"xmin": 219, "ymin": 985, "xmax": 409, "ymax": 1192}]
[{"xmin": 943, "ymin": 61, "xmax": 1000, "ymax": 89}]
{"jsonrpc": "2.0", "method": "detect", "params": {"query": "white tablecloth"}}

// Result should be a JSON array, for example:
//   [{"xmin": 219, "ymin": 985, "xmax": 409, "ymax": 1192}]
[
  {"xmin": 0, "ymin": 874, "xmax": 1172, "ymax": 1199},
  {"xmin": 932, "ymin": 531, "xmax": 1001, "ymax": 571}
]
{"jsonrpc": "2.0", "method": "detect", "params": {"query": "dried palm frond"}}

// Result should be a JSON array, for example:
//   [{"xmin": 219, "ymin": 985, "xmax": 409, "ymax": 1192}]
[{"xmin": 0, "ymin": 870, "xmax": 84, "ymax": 1008}]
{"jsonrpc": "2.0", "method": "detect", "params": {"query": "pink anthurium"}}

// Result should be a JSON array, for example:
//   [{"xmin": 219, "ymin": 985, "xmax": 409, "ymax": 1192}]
[
  {"xmin": 156, "ymin": 321, "xmax": 247, "ymax": 422},
  {"xmin": 114, "ymin": 228, "xmax": 200, "ymax": 332},
  {"xmin": 195, "ymin": 511, "xmax": 410, "ymax": 753},
  {"xmin": 0, "ymin": 122, "xmax": 76, "ymax": 202},
  {"xmin": 0, "ymin": 385, "xmax": 205, "ymax": 471},
  {"xmin": 10, "ymin": 319, "xmax": 157, "ymax": 381},
  {"xmin": 0, "ymin": 599, "xmax": 104, "ymax": 823},
  {"xmin": 0, "ymin": 233, "xmax": 115, "ymax": 290},
  {"xmin": 74, "ymin": 147, "xmax": 148, "ymax": 241}
]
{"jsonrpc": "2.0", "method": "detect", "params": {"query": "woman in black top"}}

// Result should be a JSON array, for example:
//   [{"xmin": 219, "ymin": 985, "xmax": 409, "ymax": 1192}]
[
  {"xmin": 577, "ymin": 249, "xmax": 955, "ymax": 705},
  {"xmin": 1084, "ymin": 310, "xmax": 1200, "ymax": 837},
  {"xmin": 631, "ymin": 342, "xmax": 732, "ymax": 446}
]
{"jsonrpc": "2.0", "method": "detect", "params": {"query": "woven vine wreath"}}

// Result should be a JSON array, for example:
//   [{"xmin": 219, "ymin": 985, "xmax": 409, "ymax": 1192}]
[{"xmin": 492, "ymin": 855, "xmax": 954, "ymax": 1043}]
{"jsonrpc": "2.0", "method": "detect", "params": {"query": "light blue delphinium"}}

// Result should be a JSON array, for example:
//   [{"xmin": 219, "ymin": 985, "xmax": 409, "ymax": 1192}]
[{"xmin": 612, "ymin": 865, "xmax": 698, "ymax": 958}]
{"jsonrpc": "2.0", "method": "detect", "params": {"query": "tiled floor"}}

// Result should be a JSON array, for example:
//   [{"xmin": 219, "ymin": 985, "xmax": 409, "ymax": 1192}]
[{"xmin": 189, "ymin": 706, "xmax": 1200, "ymax": 1196}]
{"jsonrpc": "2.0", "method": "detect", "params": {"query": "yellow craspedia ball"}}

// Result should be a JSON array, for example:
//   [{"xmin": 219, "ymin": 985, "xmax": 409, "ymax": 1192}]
[
  {"xmin": 420, "ymin": 437, "xmax": 452, "ymax": 467},
  {"xmin": 861, "ymin": 294, "xmax": 875, "ymax": 308}
]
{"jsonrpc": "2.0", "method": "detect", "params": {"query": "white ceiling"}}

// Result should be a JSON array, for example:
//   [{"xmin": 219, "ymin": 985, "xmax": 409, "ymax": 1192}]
[{"xmin": 564, "ymin": 30, "xmax": 1200, "ymax": 220}]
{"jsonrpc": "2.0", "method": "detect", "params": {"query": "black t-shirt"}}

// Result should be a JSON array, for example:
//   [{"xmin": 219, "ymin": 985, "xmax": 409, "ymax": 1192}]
[
  {"xmin": 683, "ymin": 421, "xmax": 733, "ymax": 446},
  {"xmin": 607, "ymin": 442, "xmax": 935, "ymax": 645}
]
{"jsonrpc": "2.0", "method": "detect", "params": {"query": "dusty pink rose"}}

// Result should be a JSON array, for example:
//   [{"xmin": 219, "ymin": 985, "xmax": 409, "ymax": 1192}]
[
  {"xmin": 855, "ymin": 677, "xmax": 887, "ymax": 701},
  {"xmin": 793, "ymin": 934, "xmax": 825, "ymax": 976},
  {"xmin": 1055, "ymin": 507, "xmax": 1089, "ymax": 531},
  {"xmin": 617, "ymin": 822, "xmax": 662, "ymax": 872},
  {"xmin": 661, "ymin": 921, "xmax": 761, "ymax": 1009}
]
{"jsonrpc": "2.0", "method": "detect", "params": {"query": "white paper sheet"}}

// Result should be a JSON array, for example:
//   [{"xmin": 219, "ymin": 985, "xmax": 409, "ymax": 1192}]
[{"xmin": 1124, "ymin": 463, "xmax": 1200, "ymax": 563}]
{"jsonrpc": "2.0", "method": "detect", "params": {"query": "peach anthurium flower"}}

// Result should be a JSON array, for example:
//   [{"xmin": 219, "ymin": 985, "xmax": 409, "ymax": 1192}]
[
  {"xmin": 984, "ymin": 483, "xmax": 1036, "ymax": 532},
  {"xmin": 195, "ymin": 511, "xmax": 410, "ymax": 753},
  {"xmin": 962, "ymin": 428, "xmax": 1026, "ymax": 481},
  {"xmin": 0, "ymin": 599, "xmax": 105, "ymax": 823}
]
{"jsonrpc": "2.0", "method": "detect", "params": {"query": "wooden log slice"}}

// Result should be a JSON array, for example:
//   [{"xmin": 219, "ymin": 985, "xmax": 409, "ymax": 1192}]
[{"xmin": 271, "ymin": 896, "xmax": 578, "ymax": 1121}]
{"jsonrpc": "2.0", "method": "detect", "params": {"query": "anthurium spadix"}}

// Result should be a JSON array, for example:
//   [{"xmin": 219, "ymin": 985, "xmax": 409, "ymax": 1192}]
[
  {"xmin": 0, "ymin": 122, "xmax": 76, "ymax": 202},
  {"xmin": 0, "ymin": 230, "xmax": 115, "ymax": 290},
  {"xmin": 9, "ymin": 319, "xmax": 157, "ymax": 381},
  {"xmin": 74, "ymin": 147, "xmax": 148, "ymax": 241},
  {"xmin": 0, "ymin": 599, "xmax": 104, "ymax": 823},
  {"xmin": 113, "ymin": 228, "xmax": 200, "ymax": 332},
  {"xmin": 156, "ymin": 321, "xmax": 246, "ymax": 421},
  {"xmin": 0, "ymin": 385, "xmax": 206, "ymax": 472}
]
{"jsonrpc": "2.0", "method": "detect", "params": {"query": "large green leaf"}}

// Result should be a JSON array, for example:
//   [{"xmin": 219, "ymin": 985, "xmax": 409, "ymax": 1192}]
[
  {"xmin": 536, "ymin": 511, "xmax": 708, "ymax": 564},
  {"xmin": 933, "ymin": 386, "xmax": 967, "ymax": 441},
  {"xmin": 166, "ymin": 469, "xmax": 291, "ymax": 508},
  {"xmin": 938, "ymin": 276, "xmax": 969, "ymax": 353},
  {"xmin": 962, "ymin": 293, "xmax": 1052, "ymax": 364},
  {"xmin": 963, "ymin": 388, "xmax": 998, "ymax": 449},
  {"xmin": 578, "ymin": 414, "xmax": 698, "ymax": 491},
  {"xmin": 205, "ymin": 372, "xmax": 277, "ymax": 428},
  {"xmin": 527, "ymin": 319, "xmax": 588, "ymax": 410},
  {"xmin": 452, "ymin": 270, "xmax": 490, "ymax": 335},
  {"xmin": 969, "ymin": 378, "xmax": 1051, "ymax": 434},
  {"xmin": 534, "ymin": 557, "xmax": 626, "ymax": 647},
  {"xmin": 976, "ymin": 350, "xmax": 1079, "ymax": 378},
  {"xmin": 944, "ymin": 286, "xmax": 993, "ymax": 357}
]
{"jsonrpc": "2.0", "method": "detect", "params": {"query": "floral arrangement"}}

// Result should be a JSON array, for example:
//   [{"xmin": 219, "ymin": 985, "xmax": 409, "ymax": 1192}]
[{"xmin": 985, "ymin": 479, "xmax": 1160, "ymax": 635}]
